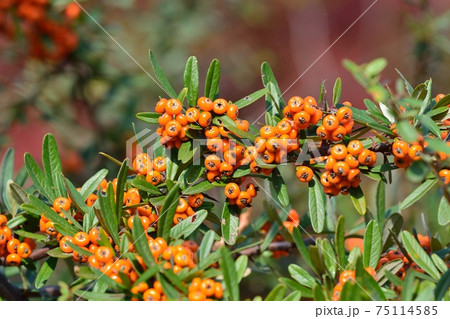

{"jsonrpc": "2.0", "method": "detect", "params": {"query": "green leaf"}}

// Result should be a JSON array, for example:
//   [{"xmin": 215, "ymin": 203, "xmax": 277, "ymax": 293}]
[
  {"xmin": 399, "ymin": 179, "xmax": 437, "ymax": 210},
  {"xmin": 438, "ymin": 196, "xmax": 450, "ymax": 226},
  {"xmin": 136, "ymin": 112, "xmax": 160, "ymax": 124},
  {"xmin": 278, "ymin": 277, "xmax": 313, "ymax": 298},
  {"xmin": 397, "ymin": 120, "xmax": 420, "ymax": 144},
  {"xmin": 363, "ymin": 220, "xmax": 382, "ymax": 269},
  {"xmin": 198, "ymin": 230, "xmax": 215, "ymax": 263},
  {"xmin": 0, "ymin": 148, "xmax": 14, "ymax": 213},
  {"xmin": 288, "ymin": 264, "xmax": 316, "ymax": 288},
  {"xmin": 271, "ymin": 168, "xmax": 289, "ymax": 207},
  {"xmin": 157, "ymin": 183, "xmax": 181, "ymax": 240},
  {"xmin": 425, "ymin": 137, "xmax": 450, "ymax": 154},
  {"xmin": 25, "ymin": 195, "xmax": 77, "ymax": 236},
  {"xmin": 431, "ymin": 254, "xmax": 448, "ymax": 274},
  {"xmin": 24, "ymin": 153, "xmax": 55, "ymax": 201},
  {"xmin": 131, "ymin": 175, "xmax": 161, "ymax": 195},
  {"xmin": 235, "ymin": 255, "xmax": 248, "ymax": 283},
  {"xmin": 365, "ymin": 58, "xmax": 387, "ymax": 77},
  {"xmin": 320, "ymin": 238, "xmax": 337, "ymax": 278},
  {"xmin": 74, "ymin": 290, "xmax": 125, "ymax": 301},
  {"xmin": 283, "ymin": 291, "xmax": 302, "ymax": 301},
  {"xmin": 176, "ymin": 87, "xmax": 188, "ymax": 104},
  {"xmin": 382, "ymin": 213, "xmax": 403, "ymax": 252},
  {"xmin": 204, "ymin": 59, "xmax": 221, "ymax": 100},
  {"xmin": 149, "ymin": 50, "xmax": 177, "ymax": 98},
  {"xmin": 115, "ymin": 159, "xmax": 129, "ymax": 221},
  {"xmin": 264, "ymin": 284, "xmax": 286, "ymax": 301},
  {"xmin": 35, "ymin": 257, "xmax": 58, "ymax": 289},
  {"xmin": 308, "ymin": 176, "xmax": 326, "ymax": 233},
  {"xmin": 292, "ymin": 227, "xmax": 314, "ymax": 270},
  {"xmin": 234, "ymin": 88, "xmax": 267, "ymax": 109},
  {"xmin": 395, "ymin": 69, "xmax": 414, "ymax": 95},
  {"xmin": 177, "ymin": 140, "xmax": 195, "ymax": 164},
  {"xmin": 364, "ymin": 99, "xmax": 391, "ymax": 125},
  {"xmin": 169, "ymin": 210, "xmax": 207, "ymax": 239},
  {"xmin": 94, "ymin": 183, "xmax": 119, "ymax": 244},
  {"xmin": 435, "ymin": 269, "xmax": 450, "ymax": 300},
  {"xmin": 332, "ymin": 77, "xmax": 342, "ymax": 105},
  {"xmin": 219, "ymin": 247, "xmax": 239, "ymax": 301},
  {"xmin": 313, "ymin": 284, "xmax": 327, "ymax": 301},
  {"xmin": 46, "ymin": 247, "xmax": 72, "ymax": 259},
  {"xmin": 66, "ymin": 241, "xmax": 93, "ymax": 257},
  {"xmin": 158, "ymin": 274, "xmax": 179, "ymax": 300},
  {"xmin": 348, "ymin": 106, "xmax": 394, "ymax": 136},
  {"xmin": 63, "ymin": 177, "xmax": 89, "ymax": 217},
  {"xmin": 417, "ymin": 114, "xmax": 440, "ymax": 137},
  {"xmin": 13, "ymin": 229, "xmax": 47, "ymax": 241},
  {"xmin": 349, "ymin": 186, "xmax": 367, "ymax": 215},
  {"xmin": 80, "ymin": 169, "xmax": 108, "ymax": 201},
  {"xmin": 183, "ymin": 56, "xmax": 199, "ymax": 107},
  {"xmin": 376, "ymin": 181, "xmax": 385, "ymax": 229},
  {"xmin": 221, "ymin": 202, "xmax": 239, "ymax": 245},
  {"xmin": 335, "ymin": 215, "xmax": 347, "ymax": 268},
  {"xmin": 42, "ymin": 134, "xmax": 64, "ymax": 197},
  {"xmin": 7, "ymin": 182, "xmax": 29, "ymax": 215},
  {"xmin": 163, "ymin": 270, "xmax": 188, "ymax": 294},
  {"xmin": 215, "ymin": 115, "xmax": 256, "ymax": 142},
  {"xmin": 132, "ymin": 214, "xmax": 155, "ymax": 267},
  {"xmin": 182, "ymin": 180, "xmax": 218, "ymax": 195},
  {"xmin": 401, "ymin": 231, "xmax": 440, "ymax": 280}
]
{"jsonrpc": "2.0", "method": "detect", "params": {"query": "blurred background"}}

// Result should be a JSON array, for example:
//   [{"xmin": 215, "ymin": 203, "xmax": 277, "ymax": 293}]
[{"xmin": 0, "ymin": 0, "xmax": 449, "ymax": 298}]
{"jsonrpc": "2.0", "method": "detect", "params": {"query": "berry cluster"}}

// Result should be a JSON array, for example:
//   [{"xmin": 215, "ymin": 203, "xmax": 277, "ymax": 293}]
[
  {"xmin": 132, "ymin": 153, "xmax": 166, "ymax": 186},
  {"xmin": 0, "ymin": 0, "xmax": 80, "ymax": 61},
  {"xmin": 188, "ymin": 277, "xmax": 223, "ymax": 301},
  {"xmin": 224, "ymin": 182, "xmax": 258, "ymax": 209},
  {"xmin": 0, "ymin": 214, "xmax": 36, "ymax": 266},
  {"xmin": 131, "ymin": 280, "xmax": 167, "ymax": 301},
  {"xmin": 317, "ymin": 141, "xmax": 376, "ymax": 196},
  {"xmin": 316, "ymin": 105, "xmax": 354, "ymax": 142}
]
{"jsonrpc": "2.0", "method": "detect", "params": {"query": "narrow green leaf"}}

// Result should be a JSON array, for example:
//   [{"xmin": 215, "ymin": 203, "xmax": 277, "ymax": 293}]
[
  {"xmin": 349, "ymin": 186, "xmax": 367, "ymax": 215},
  {"xmin": 401, "ymin": 231, "xmax": 440, "ymax": 280},
  {"xmin": 283, "ymin": 291, "xmax": 302, "ymax": 301},
  {"xmin": 335, "ymin": 215, "xmax": 347, "ymax": 268},
  {"xmin": 376, "ymin": 181, "xmax": 385, "ymax": 229},
  {"xmin": 313, "ymin": 284, "xmax": 327, "ymax": 301},
  {"xmin": 132, "ymin": 214, "xmax": 155, "ymax": 267},
  {"xmin": 278, "ymin": 277, "xmax": 313, "ymax": 298},
  {"xmin": 365, "ymin": 58, "xmax": 387, "ymax": 77},
  {"xmin": 235, "ymin": 255, "xmax": 248, "ymax": 283},
  {"xmin": 74, "ymin": 290, "xmax": 125, "ymax": 301},
  {"xmin": 431, "ymin": 254, "xmax": 448, "ymax": 274},
  {"xmin": 435, "ymin": 269, "xmax": 450, "ymax": 300},
  {"xmin": 399, "ymin": 179, "xmax": 437, "ymax": 210},
  {"xmin": 292, "ymin": 227, "xmax": 314, "ymax": 270},
  {"xmin": 308, "ymin": 176, "xmax": 326, "ymax": 233},
  {"xmin": 47, "ymin": 247, "xmax": 71, "ymax": 259},
  {"xmin": 417, "ymin": 114, "xmax": 441, "ymax": 137},
  {"xmin": 24, "ymin": 153, "xmax": 55, "ymax": 201},
  {"xmin": 348, "ymin": 106, "xmax": 394, "ymax": 136},
  {"xmin": 136, "ymin": 112, "xmax": 160, "ymax": 124},
  {"xmin": 376, "ymin": 259, "xmax": 404, "ymax": 286},
  {"xmin": 364, "ymin": 99, "xmax": 390, "ymax": 125},
  {"xmin": 234, "ymin": 88, "xmax": 267, "ymax": 109},
  {"xmin": 182, "ymin": 180, "xmax": 218, "ymax": 195},
  {"xmin": 158, "ymin": 183, "xmax": 181, "ymax": 240},
  {"xmin": 363, "ymin": 220, "xmax": 382, "ymax": 269},
  {"xmin": 198, "ymin": 230, "xmax": 215, "ymax": 263},
  {"xmin": 13, "ymin": 229, "xmax": 47, "ymax": 241},
  {"xmin": 438, "ymin": 196, "xmax": 450, "ymax": 226},
  {"xmin": 219, "ymin": 247, "xmax": 239, "ymax": 301},
  {"xmin": 332, "ymin": 77, "xmax": 342, "ymax": 105},
  {"xmin": 115, "ymin": 159, "xmax": 129, "ymax": 222},
  {"xmin": 183, "ymin": 56, "xmax": 199, "ymax": 107},
  {"xmin": 271, "ymin": 168, "xmax": 289, "ymax": 207},
  {"xmin": 221, "ymin": 202, "xmax": 239, "ymax": 245},
  {"xmin": 0, "ymin": 148, "xmax": 14, "ymax": 213},
  {"xmin": 149, "ymin": 50, "xmax": 177, "ymax": 98},
  {"xmin": 395, "ymin": 69, "xmax": 414, "ymax": 95},
  {"xmin": 42, "ymin": 134, "xmax": 64, "ymax": 197},
  {"xmin": 264, "ymin": 284, "xmax": 286, "ymax": 301},
  {"xmin": 397, "ymin": 120, "xmax": 420, "ymax": 144},
  {"xmin": 169, "ymin": 210, "xmax": 207, "ymax": 239},
  {"xmin": 204, "ymin": 59, "xmax": 221, "ymax": 100},
  {"xmin": 131, "ymin": 175, "xmax": 161, "ymax": 195},
  {"xmin": 35, "ymin": 257, "xmax": 58, "ymax": 289},
  {"xmin": 425, "ymin": 137, "xmax": 450, "ymax": 154}
]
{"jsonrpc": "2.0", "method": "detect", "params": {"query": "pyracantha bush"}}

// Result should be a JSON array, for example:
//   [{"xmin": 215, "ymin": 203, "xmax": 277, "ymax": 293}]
[{"xmin": 0, "ymin": 54, "xmax": 449, "ymax": 301}]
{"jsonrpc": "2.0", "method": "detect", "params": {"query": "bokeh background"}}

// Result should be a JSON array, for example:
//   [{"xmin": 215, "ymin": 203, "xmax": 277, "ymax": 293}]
[{"xmin": 1, "ymin": 0, "xmax": 449, "ymax": 298}]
